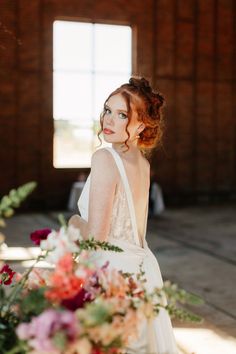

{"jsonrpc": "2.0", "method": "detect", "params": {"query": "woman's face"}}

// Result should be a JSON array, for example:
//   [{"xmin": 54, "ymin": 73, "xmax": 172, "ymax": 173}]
[{"xmin": 102, "ymin": 93, "xmax": 143, "ymax": 144}]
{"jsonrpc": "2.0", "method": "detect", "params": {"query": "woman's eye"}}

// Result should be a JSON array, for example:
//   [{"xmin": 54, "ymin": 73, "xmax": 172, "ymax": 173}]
[
  {"xmin": 119, "ymin": 112, "xmax": 127, "ymax": 119},
  {"xmin": 105, "ymin": 108, "xmax": 111, "ymax": 114},
  {"xmin": 104, "ymin": 108, "xmax": 127, "ymax": 119}
]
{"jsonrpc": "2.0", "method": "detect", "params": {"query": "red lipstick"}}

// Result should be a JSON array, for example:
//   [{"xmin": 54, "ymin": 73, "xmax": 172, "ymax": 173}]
[{"xmin": 103, "ymin": 128, "xmax": 115, "ymax": 134}]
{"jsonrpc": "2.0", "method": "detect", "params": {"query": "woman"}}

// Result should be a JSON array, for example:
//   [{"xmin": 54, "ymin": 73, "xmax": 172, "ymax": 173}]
[{"xmin": 69, "ymin": 77, "xmax": 179, "ymax": 353}]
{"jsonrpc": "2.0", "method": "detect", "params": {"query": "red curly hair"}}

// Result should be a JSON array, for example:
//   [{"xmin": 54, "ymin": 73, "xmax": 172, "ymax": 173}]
[{"xmin": 96, "ymin": 76, "xmax": 165, "ymax": 158}]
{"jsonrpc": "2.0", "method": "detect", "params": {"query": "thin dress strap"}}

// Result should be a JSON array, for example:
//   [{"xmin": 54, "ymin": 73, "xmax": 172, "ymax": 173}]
[
  {"xmin": 142, "ymin": 196, "xmax": 149, "ymax": 245},
  {"xmin": 104, "ymin": 147, "xmax": 142, "ymax": 247}
]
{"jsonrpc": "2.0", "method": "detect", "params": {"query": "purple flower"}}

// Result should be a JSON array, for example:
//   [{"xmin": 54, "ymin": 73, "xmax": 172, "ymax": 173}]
[
  {"xmin": 16, "ymin": 309, "xmax": 79, "ymax": 352},
  {"xmin": 30, "ymin": 228, "xmax": 52, "ymax": 246},
  {"xmin": 0, "ymin": 264, "xmax": 15, "ymax": 285}
]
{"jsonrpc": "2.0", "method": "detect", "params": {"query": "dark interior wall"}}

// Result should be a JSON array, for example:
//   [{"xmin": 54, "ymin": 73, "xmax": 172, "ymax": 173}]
[
  {"xmin": 0, "ymin": 0, "xmax": 235, "ymax": 208},
  {"xmin": 155, "ymin": 0, "xmax": 236, "ymax": 204}
]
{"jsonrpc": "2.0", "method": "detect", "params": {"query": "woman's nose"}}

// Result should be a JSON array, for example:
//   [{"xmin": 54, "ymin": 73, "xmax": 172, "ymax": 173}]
[{"xmin": 105, "ymin": 113, "xmax": 114, "ymax": 125}]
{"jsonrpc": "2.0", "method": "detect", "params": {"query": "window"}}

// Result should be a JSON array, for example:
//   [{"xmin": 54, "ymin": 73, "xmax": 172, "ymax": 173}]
[{"xmin": 53, "ymin": 20, "xmax": 132, "ymax": 168}]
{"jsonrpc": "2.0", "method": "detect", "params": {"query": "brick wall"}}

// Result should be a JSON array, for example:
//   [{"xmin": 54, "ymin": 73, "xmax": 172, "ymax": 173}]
[
  {"xmin": 154, "ymin": 0, "xmax": 236, "ymax": 204},
  {"xmin": 0, "ymin": 0, "xmax": 235, "ymax": 208}
]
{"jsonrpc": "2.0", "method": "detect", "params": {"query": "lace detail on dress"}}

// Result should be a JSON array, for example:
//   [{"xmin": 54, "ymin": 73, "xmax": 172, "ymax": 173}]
[{"xmin": 106, "ymin": 180, "xmax": 135, "ymax": 245}]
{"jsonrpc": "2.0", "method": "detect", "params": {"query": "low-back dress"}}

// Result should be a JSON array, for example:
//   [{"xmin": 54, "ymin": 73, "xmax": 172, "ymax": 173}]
[{"xmin": 78, "ymin": 146, "xmax": 179, "ymax": 354}]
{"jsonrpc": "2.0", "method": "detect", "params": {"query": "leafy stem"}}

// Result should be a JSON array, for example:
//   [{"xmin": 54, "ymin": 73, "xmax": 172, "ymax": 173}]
[{"xmin": 3, "ymin": 251, "xmax": 48, "ymax": 315}]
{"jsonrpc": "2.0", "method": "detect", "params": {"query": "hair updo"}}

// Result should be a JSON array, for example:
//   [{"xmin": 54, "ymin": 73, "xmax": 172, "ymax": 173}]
[{"xmin": 97, "ymin": 76, "xmax": 166, "ymax": 158}]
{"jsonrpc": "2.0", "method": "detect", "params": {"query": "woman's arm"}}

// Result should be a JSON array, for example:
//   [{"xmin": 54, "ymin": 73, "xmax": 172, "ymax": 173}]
[
  {"xmin": 68, "ymin": 214, "xmax": 88, "ymax": 239},
  {"xmin": 87, "ymin": 148, "xmax": 118, "ymax": 241},
  {"xmin": 68, "ymin": 149, "xmax": 118, "ymax": 242}
]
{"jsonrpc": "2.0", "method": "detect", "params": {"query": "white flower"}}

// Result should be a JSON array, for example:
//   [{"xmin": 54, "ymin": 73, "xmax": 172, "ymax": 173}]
[
  {"xmin": 67, "ymin": 224, "xmax": 83, "ymax": 242},
  {"xmin": 75, "ymin": 268, "xmax": 88, "ymax": 278},
  {"xmin": 40, "ymin": 225, "xmax": 82, "ymax": 264}
]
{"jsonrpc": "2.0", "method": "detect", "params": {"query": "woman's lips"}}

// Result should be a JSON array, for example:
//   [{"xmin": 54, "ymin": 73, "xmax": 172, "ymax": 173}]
[{"xmin": 103, "ymin": 128, "xmax": 115, "ymax": 134}]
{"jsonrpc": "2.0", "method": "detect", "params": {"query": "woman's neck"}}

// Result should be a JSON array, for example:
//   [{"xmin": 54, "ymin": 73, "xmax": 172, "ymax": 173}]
[{"xmin": 112, "ymin": 141, "xmax": 141, "ymax": 158}]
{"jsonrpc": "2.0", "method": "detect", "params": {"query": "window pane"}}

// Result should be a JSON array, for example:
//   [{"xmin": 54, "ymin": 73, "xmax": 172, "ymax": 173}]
[
  {"xmin": 53, "ymin": 20, "xmax": 132, "ymax": 168},
  {"xmin": 53, "ymin": 21, "xmax": 93, "ymax": 71},
  {"xmin": 94, "ymin": 24, "xmax": 131, "ymax": 73},
  {"xmin": 53, "ymin": 72, "xmax": 93, "ymax": 122},
  {"xmin": 94, "ymin": 74, "xmax": 130, "ymax": 120},
  {"xmin": 54, "ymin": 120, "xmax": 93, "ymax": 168}
]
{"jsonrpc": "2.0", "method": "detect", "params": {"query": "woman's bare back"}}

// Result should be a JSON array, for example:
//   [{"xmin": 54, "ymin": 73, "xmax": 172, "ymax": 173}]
[{"xmin": 113, "ymin": 149, "xmax": 150, "ymax": 242}]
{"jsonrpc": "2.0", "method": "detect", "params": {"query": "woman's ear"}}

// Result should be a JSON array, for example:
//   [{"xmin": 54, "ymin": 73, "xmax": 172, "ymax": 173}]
[{"xmin": 138, "ymin": 123, "xmax": 146, "ymax": 133}]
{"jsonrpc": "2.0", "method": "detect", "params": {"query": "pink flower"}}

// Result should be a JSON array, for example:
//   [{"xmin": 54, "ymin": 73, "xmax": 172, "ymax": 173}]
[
  {"xmin": 0, "ymin": 264, "xmax": 15, "ymax": 285},
  {"xmin": 16, "ymin": 309, "xmax": 79, "ymax": 352},
  {"xmin": 30, "ymin": 228, "xmax": 52, "ymax": 246},
  {"xmin": 15, "ymin": 272, "xmax": 23, "ymax": 282}
]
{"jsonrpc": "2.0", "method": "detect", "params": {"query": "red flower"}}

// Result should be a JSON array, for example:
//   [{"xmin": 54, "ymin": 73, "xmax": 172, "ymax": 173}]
[
  {"xmin": 0, "ymin": 264, "xmax": 16, "ymax": 285},
  {"xmin": 30, "ymin": 228, "xmax": 52, "ymax": 245},
  {"xmin": 61, "ymin": 287, "xmax": 92, "ymax": 311},
  {"xmin": 92, "ymin": 349, "xmax": 103, "ymax": 354},
  {"xmin": 92, "ymin": 348, "xmax": 118, "ymax": 354}
]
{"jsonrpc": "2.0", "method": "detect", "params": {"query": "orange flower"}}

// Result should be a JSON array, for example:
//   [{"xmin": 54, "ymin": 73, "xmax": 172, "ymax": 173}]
[
  {"xmin": 45, "ymin": 272, "xmax": 84, "ymax": 302},
  {"xmin": 57, "ymin": 253, "xmax": 74, "ymax": 273},
  {"xmin": 45, "ymin": 253, "xmax": 85, "ymax": 303},
  {"xmin": 99, "ymin": 268, "xmax": 129, "ymax": 298}
]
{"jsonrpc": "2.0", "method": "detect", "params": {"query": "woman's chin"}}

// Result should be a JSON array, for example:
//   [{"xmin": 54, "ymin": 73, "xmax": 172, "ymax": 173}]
[{"xmin": 103, "ymin": 134, "xmax": 114, "ymax": 142}]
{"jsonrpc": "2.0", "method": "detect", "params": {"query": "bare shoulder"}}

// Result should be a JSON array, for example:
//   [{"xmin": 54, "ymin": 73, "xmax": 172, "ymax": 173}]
[
  {"xmin": 91, "ymin": 147, "xmax": 114, "ymax": 164},
  {"xmin": 144, "ymin": 157, "xmax": 150, "ymax": 169},
  {"xmin": 140, "ymin": 153, "xmax": 150, "ymax": 172},
  {"xmin": 91, "ymin": 148, "xmax": 119, "ymax": 180}
]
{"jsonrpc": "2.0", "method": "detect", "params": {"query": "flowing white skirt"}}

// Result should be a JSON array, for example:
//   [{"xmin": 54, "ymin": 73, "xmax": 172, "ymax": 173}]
[{"xmin": 93, "ymin": 237, "xmax": 179, "ymax": 354}]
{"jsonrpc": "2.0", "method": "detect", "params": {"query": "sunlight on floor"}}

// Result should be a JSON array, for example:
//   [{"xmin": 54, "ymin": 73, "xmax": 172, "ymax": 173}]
[
  {"xmin": 21, "ymin": 260, "xmax": 54, "ymax": 268},
  {"xmin": 175, "ymin": 327, "xmax": 236, "ymax": 354},
  {"xmin": 0, "ymin": 245, "xmax": 54, "ymax": 269},
  {"xmin": 0, "ymin": 244, "xmax": 41, "ymax": 261}
]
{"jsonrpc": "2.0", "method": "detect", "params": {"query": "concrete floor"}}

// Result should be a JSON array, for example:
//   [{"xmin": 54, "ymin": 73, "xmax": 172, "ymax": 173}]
[
  {"xmin": 1, "ymin": 204, "xmax": 236, "ymax": 353},
  {"xmin": 147, "ymin": 204, "xmax": 236, "ymax": 353}
]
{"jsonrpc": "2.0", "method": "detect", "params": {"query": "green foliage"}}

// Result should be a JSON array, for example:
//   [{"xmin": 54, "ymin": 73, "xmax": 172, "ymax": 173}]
[
  {"xmin": 0, "ymin": 279, "xmax": 50, "ymax": 353},
  {"xmin": 0, "ymin": 315, "xmax": 20, "ymax": 353},
  {"xmin": 165, "ymin": 303, "xmax": 204, "ymax": 323},
  {"xmin": 161, "ymin": 280, "xmax": 205, "ymax": 323},
  {"xmin": 0, "ymin": 286, "xmax": 5, "ymax": 302},
  {"xmin": 0, "ymin": 182, "xmax": 37, "ymax": 227},
  {"xmin": 78, "ymin": 236, "xmax": 124, "ymax": 253},
  {"xmin": 3, "ymin": 339, "xmax": 29, "ymax": 354},
  {"xmin": 57, "ymin": 213, "xmax": 67, "ymax": 227},
  {"xmin": 163, "ymin": 280, "xmax": 204, "ymax": 306},
  {"xmin": 52, "ymin": 331, "xmax": 68, "ymax": 352},
  {"xmin": 77, "ymin": 300, "xmax": 113, "ymax": 327},
  {"xmin": 19, "ymin": 288, "xmax": 51, "ymax": 322}
]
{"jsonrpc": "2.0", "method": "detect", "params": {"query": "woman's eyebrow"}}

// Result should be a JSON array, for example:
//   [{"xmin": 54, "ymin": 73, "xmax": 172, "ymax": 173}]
[{"xmin": 105, "ymin": 104, "xmax": 127, "ymax": 113}]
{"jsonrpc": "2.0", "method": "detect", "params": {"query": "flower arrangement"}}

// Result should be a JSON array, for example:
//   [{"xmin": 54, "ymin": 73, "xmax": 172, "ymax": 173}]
[{"xmin": 0, "ymin": 184, "xmax": 205, "ymax": 354}]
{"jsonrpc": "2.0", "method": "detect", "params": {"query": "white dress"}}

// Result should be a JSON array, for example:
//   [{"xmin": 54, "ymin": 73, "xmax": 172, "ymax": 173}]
[{"xmin": 78, "ymin": 146, "xmax": 179, "ymax": 354}]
